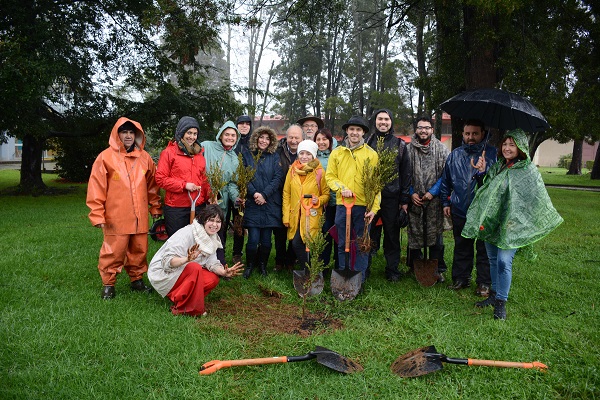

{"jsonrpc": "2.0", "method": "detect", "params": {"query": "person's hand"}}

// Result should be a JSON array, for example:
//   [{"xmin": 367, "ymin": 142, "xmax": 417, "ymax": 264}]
[
  {"xmin": 401, "ymin": 204, "xmax": 408, "ymax": 213},
  {"xmin": 235, "ymin": 197, "xmax": 245, "ymax": 207},
  {"xmin": 151, "ymin": 214, "xmax": 161, "ymax": 219},
  {"xmin": 254, "ymin": 193, "xmax": 266, "ymax": 205},
  {"xmin": 411, "ymin": 193, "xmax": 423, "ymax": 207},
  {"xmin": 311, "ymin": 195, "xmax": 318, "ymax": 205},
  {"xmin": 95, "ymin": 223, "xmax": 105, "ymax": 228},
  {"xmin": 187, "ymin": 244, "xmax": 201, "ymax": 262},
  {"xmin": 472, "ymin": 155, "xmax": 486, "ymax": 173},
  {"xmin": 222, "ymin": 262, "xmax": 244, "ymax": 278},
  {"xmin": 185, "ymin": 182, "xmax": 200, "ymax": 191},
  {"xmin": 341, "ymin": 189, "xmax": 353, "ymax": 198},
  {"xmin": 443, "ymin": 206, "xmax": 451, "ymax": 217},
  {"xmin": 365, "ymin": 210, "xmax": 376, "ymax": 225},
  {"xmin": 422, "ymin": 192, "xmax": 433, "ymax": 201}
]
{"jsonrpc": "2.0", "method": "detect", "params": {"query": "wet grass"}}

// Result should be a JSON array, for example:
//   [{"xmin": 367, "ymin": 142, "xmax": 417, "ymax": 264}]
[{"xmin": 0, "ymin": 171, "xmax": 598, "ymax": 399}]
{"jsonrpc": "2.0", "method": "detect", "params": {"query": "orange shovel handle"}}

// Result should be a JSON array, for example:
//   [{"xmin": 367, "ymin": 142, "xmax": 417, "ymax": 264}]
[
  {"xmin": 342, "ymin": 195, "xmax": 355, "ymax": 253},
  {"xmin": 200, "ymin": 357, "xmax": 288, "ymax": 375},
  {"xmin": 467, "ymin": 359, "xmax": 548, "ymax": 370}
]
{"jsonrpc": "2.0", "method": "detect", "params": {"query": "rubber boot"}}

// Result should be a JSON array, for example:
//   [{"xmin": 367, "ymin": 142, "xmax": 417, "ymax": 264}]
[
  {"xmin": 259, "ymin": 246, "xmax": 271, "ymax": 276},
  {"xmin": 493, "ymin": 299, "xmax": 507, "ymax": 320},
  {"xmin": 243, "ymin": 248, "xmax": 257, "ymax": 279},
  {"xmin": 475, "ymin": 290, "xmax": 497, "ymax": 308}
]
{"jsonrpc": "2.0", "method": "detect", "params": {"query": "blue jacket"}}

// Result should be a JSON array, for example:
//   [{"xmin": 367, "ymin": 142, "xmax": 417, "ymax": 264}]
[
  {"xmin": 440, "ymin": 138, "xmax": 497, "ymax": 219},
  {"xmin": 241, "ymin": 148, "xmax": 284, "ymax": 228}
]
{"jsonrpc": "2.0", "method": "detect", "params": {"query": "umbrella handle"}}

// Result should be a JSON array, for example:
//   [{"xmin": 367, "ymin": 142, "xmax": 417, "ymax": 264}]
[
  {"xmin": 467, "ymin": 359, "xmax": 548, "ymax": 370},
  {"xmin": 470, "ymin": 150, "xmax": 486, "ymax": 169}
]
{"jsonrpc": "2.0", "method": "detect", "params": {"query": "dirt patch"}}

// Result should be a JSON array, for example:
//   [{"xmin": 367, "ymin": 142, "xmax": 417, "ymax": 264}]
[{"xmin": 206, "ymin": 293, "xmax": 343, "ymax": 338}]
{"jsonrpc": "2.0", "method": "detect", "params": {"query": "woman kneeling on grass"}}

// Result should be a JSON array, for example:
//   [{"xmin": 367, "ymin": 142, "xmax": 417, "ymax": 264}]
[
  {"xmin": 462, "ymin": 129, "xmax": 562, "ymax": 320},
  {"xmin": 148, "ymin": 204, "xmax": 244, "ymax": 316}
]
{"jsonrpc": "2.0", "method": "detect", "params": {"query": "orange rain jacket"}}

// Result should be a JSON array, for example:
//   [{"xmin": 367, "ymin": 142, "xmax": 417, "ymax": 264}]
[{"xmin": 86, "ymin": 117, "xmax": 162, "ymax": 235}]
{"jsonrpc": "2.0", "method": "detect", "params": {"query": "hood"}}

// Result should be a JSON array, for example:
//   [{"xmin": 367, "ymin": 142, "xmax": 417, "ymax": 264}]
[
  {"xmin": 502, "ymin": 128, "xmax": 530, "ymax": 161},
  {"xmin": 249, "ymin": 126, "xmax": 279, "ymax": 154},
  {"xmin": 109, "ymin": 117, "xmax": 145, "ymax": 152},
  {"xmin": 216, "ymin": 120, "xmax": 240, "ymax": 149}
]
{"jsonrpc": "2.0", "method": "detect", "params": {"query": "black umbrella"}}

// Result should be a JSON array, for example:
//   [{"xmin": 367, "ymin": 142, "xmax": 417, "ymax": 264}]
[{"xmin": 440, "ymin": 88, "xmax": 550, "ymax": 132}]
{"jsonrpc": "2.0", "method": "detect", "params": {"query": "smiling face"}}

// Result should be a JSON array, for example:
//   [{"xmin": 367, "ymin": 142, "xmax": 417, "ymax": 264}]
[
  {"xmin": 220, "ymin": 128, "xmax": 237, "ymax": 148},
  {"xmin": 257, "ymin": 133, "xmax": 270, "ymax": 151},
  {"xmin": 118, "ymin": 130, "xmax": 135, "ymax": 148},
  {"xmin": 346, "ymin": 125, "xmax": 365, "ymax": 146},
  {"xmin": 298, "ymin": 150, "xmax": 314, "ymax": 164},
  {"xmin": 237, "ymin": 121, "xmax": 251, "ymax": 135},
  {"xmin": 315, "ymin": 133, "xmax": 330, "ymax": 151},
  {"xmin": 502, "ymin": 137, "xmax": 518, "ymax": 161},
  {"xmin": 182, "ymin": 128, "xmax": 199, "ymax": 147},
  {"xmin": 203, "ymin": 216, "xmax": 222, "ymax": 235},
  {"xmin": 462, "ymin": 124, "xmax": 484, "ymax": 145},
  {"xmin": 415, "ymin": 121, "xmax": 433, "ymax": 143},
  {"xmin": 286, "ymin": 126, "xmax": 303, "ymax": 153},
  {"xmin": 375, "ymin": 112, "xmax": 392, "ymax": 133},
  {"xmin": 302, "ymin": 121, "xmax": 319, "ymax": 140}
]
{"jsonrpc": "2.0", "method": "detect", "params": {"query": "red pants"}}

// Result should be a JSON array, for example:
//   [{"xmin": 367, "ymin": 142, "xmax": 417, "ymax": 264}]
[
  {"xmin": 167, "ymin": 262, "xmax": 219, "ymax": 316},
  {"xmin": 98, "ymin": 233, "xmax": 148, "ymax": 286}
]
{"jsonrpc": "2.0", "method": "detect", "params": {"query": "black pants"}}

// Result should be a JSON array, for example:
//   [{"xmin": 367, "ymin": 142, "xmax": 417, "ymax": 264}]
[
  {"xmin": 227, "ymin": 202, "xmax": 245, "ymax": 257},
  {"xmin": 369, "ymin": 198, "xmax": 402, "ymax": 278},
  {"xmin": 450, "ymin": 214, "xmax": 490, "ymax": 285},
  {"xmin": 408, "ymin": 234, "xmax": 447, "ymax": 273},
  {"xmin": 291, "ymin": 229, "xmax": 308, "ymax": 269},
  {"xmin": 163, "ymin": 204, "xmax": 206, "ymax": 237},
  {"xmin": 274, "ymin": 226, "xmax": 296, "ymax": 267}
]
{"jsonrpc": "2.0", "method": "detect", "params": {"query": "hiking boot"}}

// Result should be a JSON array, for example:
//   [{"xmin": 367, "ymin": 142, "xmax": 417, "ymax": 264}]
[
  {"xmin": 494, "ymin": 300, "xmax": 507, "ymax": 320},
  {"xmin": 475, "ymin": 291, "xmax": 496, "ymax": 308},
  {"xmin": 101, "ymin": 285, "xmax": 115, "ymax": 299},
  {"xmin": 232, "ymin": 254, "xmax": 242, "ymax": 265},
  {"xmin": 447, "ymin": 280, "xmax": 470, "ymax": 290},
  {"xmin": 476, "ymin": 283, "xmax": 491, "ymax": 297}
]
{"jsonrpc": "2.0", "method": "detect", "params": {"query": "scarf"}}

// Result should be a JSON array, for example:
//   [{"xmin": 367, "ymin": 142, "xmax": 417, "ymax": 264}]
[
  {"xmin": 191, "ymin": 219, "xmax": 223, "ymax": 256},
  {"xmin": 292, "ymin": 159, "xmax": 318, "ymax": 176},
  {"xmin": 177, "ymin": 139, "xmax": 202, "ymax": 156}
]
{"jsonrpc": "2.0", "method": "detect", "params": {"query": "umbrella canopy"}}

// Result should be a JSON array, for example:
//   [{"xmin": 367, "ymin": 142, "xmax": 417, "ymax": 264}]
[{"xmin": 440, "ymin": 88, "xmax": 550, "ymax": 132}]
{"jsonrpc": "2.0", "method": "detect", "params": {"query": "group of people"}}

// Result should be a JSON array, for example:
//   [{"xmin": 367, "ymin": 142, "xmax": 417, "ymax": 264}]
[{"xmin": 86, "ymin": 112, "xmax": 562, "ymax": 320}]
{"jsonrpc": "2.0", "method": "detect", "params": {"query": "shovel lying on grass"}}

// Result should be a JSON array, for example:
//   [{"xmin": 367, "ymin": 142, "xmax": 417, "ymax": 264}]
[
  {"xmin": 199, "ymin": 346, "xmax": 363, "ymax": 375},
  {"xmin": 391, "ymin": 345, "xmax": 548, "ymax": 377}
]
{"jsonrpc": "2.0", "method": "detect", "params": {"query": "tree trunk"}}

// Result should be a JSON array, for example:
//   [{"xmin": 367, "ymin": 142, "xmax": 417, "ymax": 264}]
[
  {"xmin": 591, "ymin": 142, "xmax": 600, "ymax": 180},
  {"xmin": 19, "ymin": 134, "xmax": 47, "ymax": 193},
  {"xmin": 415, "ymin": 6, "xmax": 426, "ymax": 116},
  {"xmin": 567, "ymin": 139, "xmax": 583, "ymax": 175}
]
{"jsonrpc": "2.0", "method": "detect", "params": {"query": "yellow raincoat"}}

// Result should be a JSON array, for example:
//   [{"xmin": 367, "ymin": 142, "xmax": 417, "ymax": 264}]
[{"xmin": 282, "ymin": 159, "xmax": 330, "ymax": 241}]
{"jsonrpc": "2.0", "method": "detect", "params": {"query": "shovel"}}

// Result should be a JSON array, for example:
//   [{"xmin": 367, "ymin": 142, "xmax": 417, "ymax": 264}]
[
  {"xmin": 414, "ymin": 201, "xmax": 439, "ymax": 287},
  {"xmin": 293, "ymin": 194, "xmax": 324, "ymax": 297},
  {"xmin": 391, "ymin": 345, "xmax": 548, "ymax": 378},
  {"xmin": 331, "ymin": 195, "xmax": 362, "ymax": 301},
  {"xmin": 199, "ymin": 346, "xmax": 363, "ymax": 375},
  {"xmin": 187, "ymin": 189, "xmax": 202, "ymax": 224}
]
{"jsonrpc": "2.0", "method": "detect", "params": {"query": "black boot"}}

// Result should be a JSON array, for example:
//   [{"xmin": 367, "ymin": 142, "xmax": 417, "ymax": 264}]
[
  {"xmin": 259, "ymin": 247, "xmax": 271, "ymax": 276},
  {"xmin": 243, "ymin": 249, "xmax": 257, "ymax": 279},
  {"xmin": 475, "ymin": 291, "xmax": 496, "ymax": 308},
  {"xmin": 494, "ymin": 299, "xmax": 507, "ymax": 320}
]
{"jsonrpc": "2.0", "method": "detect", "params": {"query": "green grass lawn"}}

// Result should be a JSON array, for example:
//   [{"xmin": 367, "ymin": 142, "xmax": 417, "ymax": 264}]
[
  {"xmin": 1, "ymin": 170, "xmax": 599, "ymax": 399},
  {"xmin": 539, "ymin": 167, "xmax": 600, "ymax": 187}
]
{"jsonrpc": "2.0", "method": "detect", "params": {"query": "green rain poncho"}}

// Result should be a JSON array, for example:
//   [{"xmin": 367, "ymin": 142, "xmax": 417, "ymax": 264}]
[{"xmin": 462, "ymin": 129, "xmax": 563, "ymax": 249}]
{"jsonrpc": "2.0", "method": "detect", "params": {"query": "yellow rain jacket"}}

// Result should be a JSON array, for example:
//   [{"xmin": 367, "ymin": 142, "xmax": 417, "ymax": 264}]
[
  {"xmin": 87, "ymin": 117, "xmax": 162, "ymax": 235},
  {"xmin": 325, "ymin": 141, "xmax": 381, "ymax": 214},
  {"xmin": 282, "ymin": 159, "xmax": 330, "ymax": 241}
]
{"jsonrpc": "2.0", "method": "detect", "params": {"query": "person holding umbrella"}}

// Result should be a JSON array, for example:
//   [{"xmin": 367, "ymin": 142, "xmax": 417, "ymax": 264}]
[
  {"xmin": 462, "ymin": 129, "xmax": 562, "ymax": 319},
  {"xmin": 440, "ymin": 119, "xmax": 496, "ymax": 296}
]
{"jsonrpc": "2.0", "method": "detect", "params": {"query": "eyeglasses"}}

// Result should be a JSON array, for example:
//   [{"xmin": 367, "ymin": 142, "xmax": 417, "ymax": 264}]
[
  {"xmin": 302, "ymin": 124, "xmax": 318, "ymax": 129},
  {"xmin": 416, "ymin": 126, "xmax": 433, "ymax": 131}
]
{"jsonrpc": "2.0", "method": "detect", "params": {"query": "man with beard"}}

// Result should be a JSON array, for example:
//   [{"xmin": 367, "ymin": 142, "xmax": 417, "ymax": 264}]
[
  {"xmin": 440, "ymin": 119, "xmax": 496, "ymax": 296},
  {"xmin": 407, "ymin": 116, "xmax": 450, "ymax": 282},
  {"xmin": 365, "ymin": 109, "xmax": 411, "ymax": 281}
]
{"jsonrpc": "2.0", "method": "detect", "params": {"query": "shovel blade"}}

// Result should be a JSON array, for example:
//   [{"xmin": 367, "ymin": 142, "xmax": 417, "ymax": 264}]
[
  {"xmin": 391, "ymin": 345, "xmax": 443, "ymax": 378},
  {"xmin": 330, "ymin": 269, "xmax": 362, "ymax": 301},
  {"xmin": 313, "ymin": 346, "xmax": 364, "ymax": 374},
  {"xmin": 293, "ymin": 270, "xmax": 324, "ymax": 297},
  {"xmin": 414, "ymin": 259, "xmax": 439, "ymax": 287}
]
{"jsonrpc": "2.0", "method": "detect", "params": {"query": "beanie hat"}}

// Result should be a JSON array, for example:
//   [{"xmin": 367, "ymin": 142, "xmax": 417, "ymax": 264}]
[
  {"xmin": 118, "ymin": 121, "xmax": 136, "ymax": 133},
  {"xmin": 175, "ymin": 116, "xmax": 200, "ymax": 141},
  {"xmin": 297, "ymin": 140, "xmax": 318, "ymax": 158},
  {"xmin": 236, "ymin": 115, "xmax": 252, "ymax": 125}
]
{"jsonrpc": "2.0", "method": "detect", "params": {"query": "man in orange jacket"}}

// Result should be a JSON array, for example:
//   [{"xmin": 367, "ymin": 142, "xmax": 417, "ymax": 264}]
[{"xmin": 87, "ymin": 117, "xmax": 162, "ymax": 299}]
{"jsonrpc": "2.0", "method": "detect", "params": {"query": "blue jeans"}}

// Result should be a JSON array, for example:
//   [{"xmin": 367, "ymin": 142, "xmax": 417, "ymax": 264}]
[
  {"xmin": 335, "ymin": 204, "xmax": 369, "ymax": 280},
  {"xmin": 246, "ymin": 227, "xmax": 273, "ymax": 252},
  {"xmin": 485, "ymin": 243, "xmax": 517, "ymax": 301}
]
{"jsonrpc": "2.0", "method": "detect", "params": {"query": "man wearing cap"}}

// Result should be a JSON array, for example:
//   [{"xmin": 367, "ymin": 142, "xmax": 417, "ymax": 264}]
[
  {"xmin": 274, "ymin": 124, "xmax": 304, "ymax": 271},
  {"xmin": 326, "ymin": 116, "xmax": 381, "ymax": 280},
  {"xmin": 297, "ymin": 115, "xmax": 324, "ymax": 141},
  {"xmin": 365, "ymin": 109, "xmax": 411, "ymax": 282},
  {"xmin": 407, "ymin": 116, "xmax": 450, "ymax": 282},
  {"xmin": 87, "ymin": 117, "xmax": 162, "ymax": 299}
]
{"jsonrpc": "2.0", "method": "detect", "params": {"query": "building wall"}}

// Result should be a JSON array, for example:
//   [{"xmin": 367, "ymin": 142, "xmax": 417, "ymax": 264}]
[{"xmin": 533, "ymin": 140, "xmax": 598, "ymax": 167}]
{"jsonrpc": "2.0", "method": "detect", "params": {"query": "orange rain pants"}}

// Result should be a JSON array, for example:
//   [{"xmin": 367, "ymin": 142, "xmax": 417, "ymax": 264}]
[{"xmin": 98, "ymin": 233, "xmax": 149, "ymax": 286}]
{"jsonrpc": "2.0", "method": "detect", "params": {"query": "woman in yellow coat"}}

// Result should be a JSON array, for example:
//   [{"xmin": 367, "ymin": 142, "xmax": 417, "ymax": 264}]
[{"xmin": 282, "ymin": 140, "xmax": 330, "ymax": 271}]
